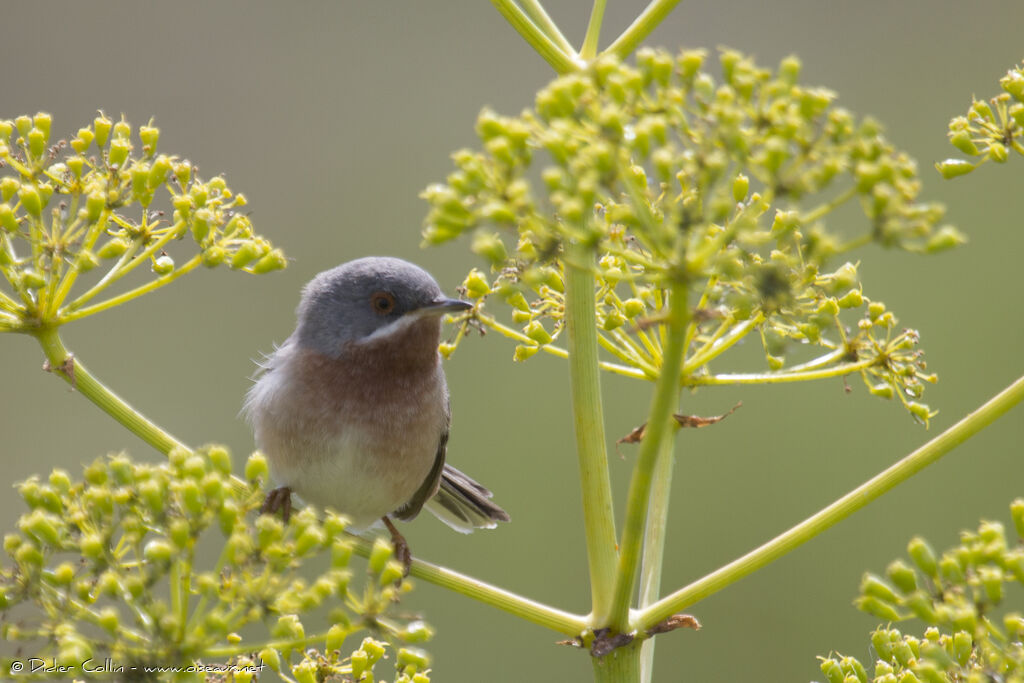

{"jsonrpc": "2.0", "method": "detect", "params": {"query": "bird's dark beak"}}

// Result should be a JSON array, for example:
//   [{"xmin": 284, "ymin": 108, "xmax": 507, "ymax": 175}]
[{"xmin": 409, "ymin": 296, "xmax": 473, "ymax": 318}]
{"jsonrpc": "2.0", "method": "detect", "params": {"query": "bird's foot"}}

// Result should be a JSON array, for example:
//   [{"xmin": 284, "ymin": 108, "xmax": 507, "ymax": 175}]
[
  {"xmin": 260, "ymin": 486, "xmax": 293, "ymax": 523},
  {"xmin": 382, "ymin": 517, "xmax": 412, "ymax": 578}
]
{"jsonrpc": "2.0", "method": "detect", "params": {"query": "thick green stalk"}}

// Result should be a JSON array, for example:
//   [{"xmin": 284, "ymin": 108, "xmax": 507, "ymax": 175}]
[
  {"xmin": 32, "ymin": 326, "xmax": 189, "ymax": 455},
  {"xmin": 608, "ymin": 280, "xmax": 688, "ymax": 631},
  {"xmin": 347, "ymin": 535, "xmax": 587, "ymax": 635},
  {"xmin": 637, "ymin": 433, "xmax": 677, "ymax": 683},
  {"xmin": 603, "ymin": 0, "xmax": 684, "ymax": 60},
  {"xmin": 564, "ymin": 251, "xmax": 619, "ymax": 625},
  {"xmin": 592, "ymin": 640, "xmax": 642, "ymax": 683},
  {"xmin": 490, "ymin": 0, "xmax": 581, "ymax": 73},
  {"xmin": 637, "ymin": 371, "xmax": 1024, "ymax": 628},
  {"xmin": 581, "ymin": 0, "xmax": 607, "ymax": 60}
]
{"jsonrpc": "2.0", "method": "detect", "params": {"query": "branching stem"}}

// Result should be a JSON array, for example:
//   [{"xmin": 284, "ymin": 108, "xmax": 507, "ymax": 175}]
[
  {"xmin": 608, "ymin": 280, "xmax": 689, "ymax": 631},
  {"xmin": 636, "ymin": 371, "xmax": 1024, "ymax": 629}
]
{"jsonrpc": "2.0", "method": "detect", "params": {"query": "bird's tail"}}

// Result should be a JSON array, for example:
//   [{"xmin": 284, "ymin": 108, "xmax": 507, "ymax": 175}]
[{"xmin": 425, "ymin": 464, "xmax": 510, "ymax": 534}]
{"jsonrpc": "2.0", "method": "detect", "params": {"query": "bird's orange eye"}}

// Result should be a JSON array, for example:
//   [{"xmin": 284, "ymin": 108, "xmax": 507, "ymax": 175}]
[{"xmin": 370, "ymin": 291, "xmax": 396, "ymax": 315}]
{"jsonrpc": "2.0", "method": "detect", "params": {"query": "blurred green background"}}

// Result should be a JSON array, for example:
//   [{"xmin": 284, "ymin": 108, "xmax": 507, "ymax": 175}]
[{"xmin": 2, "ymin": 1, "xmax": 1022, "ymax": 680}]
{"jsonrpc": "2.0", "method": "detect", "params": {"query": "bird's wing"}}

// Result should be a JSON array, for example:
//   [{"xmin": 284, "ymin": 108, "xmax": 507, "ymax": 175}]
[
  {"xmin": 391, "ymin": 419, "xmax": 448, "ymax": 523},
  {"xmin": 392, "ymin": 390, "xmax": 510, "ymax": 532}
]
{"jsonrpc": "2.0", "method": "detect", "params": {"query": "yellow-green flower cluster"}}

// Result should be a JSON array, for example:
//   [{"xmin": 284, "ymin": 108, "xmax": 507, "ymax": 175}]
[
  {"xmin": 0, "ymin": 447, "xmax": 430, "ymax": 681},
  {"xmin": 0, "ymin": 113, "xmax": 284, "ymax": 332},
  {"xmin": 818, "ymin": 500, "xmax": 1024, "ymax": 683},
  {"xmin": 427, "ymin": 50, "xmax": 949, "ymax": 422},
  {"xmin": 938, "ymin": 61, "xmax": 1024, "ymax": 178}
]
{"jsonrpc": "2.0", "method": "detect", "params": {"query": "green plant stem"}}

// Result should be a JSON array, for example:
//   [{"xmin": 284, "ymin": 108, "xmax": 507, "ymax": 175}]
[
  {"xmin": 32, "ymin": 326, "xmax": 189, "ymax": 455},
  {"xmin": 63, "ymin": 255, "xmax": 201, "ymax": 322},
  {"xmin": 638, "ymin": 433, "xmax": 677, "ymax": 683},
  {"xmin": 346, "ymin": 536, "xmax": 586, "ymax": 636},
  {"xmin": 491, "ymin": 0, "xmax": 581, "ymax": 73},
  {"xmin": 478, "ymin": 313, "xmax": 652, "ymax": 379},
  {"xmin": 608, "ymin": 280, "xmax": 689, "ymax": 632},
  {"xmin": 636, "ymin": 371, "xmax": 1024, "ymax": 629},
  {"xmin": 686, "ymin": 357, "xmax": 877, "ymax": 386},
  {"xmin": 518, "ymin": 0, "xmax": 577, "ymax": 56},
  {"xmin": 603, "ymin": 0, "xmax": 684, "ymax": 60},
  {"xmin": 581, "ymin": 0, "xmax": 607, "ymax": 59},
  {"xmin": 564, "ymin": 251, "xmax": 620, "ymax": 625},
  {"xmin": 682, "ymin": 316, "xmax": 762, "ymax": 373},
  {"xmin": 592, "ymin": 640, "xmax": 642, "ymax": 683}
]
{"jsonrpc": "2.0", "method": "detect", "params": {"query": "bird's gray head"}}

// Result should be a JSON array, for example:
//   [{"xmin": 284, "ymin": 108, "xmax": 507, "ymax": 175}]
[{"xmin": 293, "ymin": 256, "xmax": 470, "ymax": 357}]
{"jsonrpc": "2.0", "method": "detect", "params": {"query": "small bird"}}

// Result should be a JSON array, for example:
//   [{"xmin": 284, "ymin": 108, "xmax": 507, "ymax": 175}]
[{"xmin": 244, "ymin": 256, "xmax": 508, "ymax": 570}]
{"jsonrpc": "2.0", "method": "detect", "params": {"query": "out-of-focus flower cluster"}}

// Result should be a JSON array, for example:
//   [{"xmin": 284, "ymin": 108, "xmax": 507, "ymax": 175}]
[
  {"xmin": 0, "ymin": 447, "xmax": 431, "ymax": 682},
  {"xmin": 424, "ymin": 49, "xmax": 955, "ymax": 422},
  {"xmin": 938, "ymin": 61, "xmax": 1024, "ymax": 178},
  {"xmin": 0, "ymin": 113, "xmax": 284, "ymax": 332},
  {"xmin": 816, "ymin": 500, "xmax": 1024, "ymax": 683}
]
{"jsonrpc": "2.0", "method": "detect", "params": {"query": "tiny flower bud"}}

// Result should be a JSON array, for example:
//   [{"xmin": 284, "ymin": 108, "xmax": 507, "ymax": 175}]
[
  {"xmin": 886, "ymin": 559, "xmax": 917, "ymax": 593},
  {"xmin": 295, "ymin": 525, "xmax": 326, "ymax": 556},
  {"xmin": 148, "ymin": 155, "xmax": 171, "ymax": 189},
  {"xmin": 18, "ymin": 184, "xmax": 43, "ymax": 217},
  {"xmin": 988, "ymin": 141, "xmax": 1009, "ymax": 163},
  {"xmin": 1005, "ymin": 613, "xmax": 1024, "ymax": 637},
  {"xmin": 258, "ymin": 647, "xmax": 281, "ymax": 673},
  {"xmin": 464, "ymin": 269, "xmax": 490, "ymax": 299},
  {"xmin": 14, "ymin": 115, "xmax": 31, "ymax": 137},
  {"xmin": 108, "ymin": 138, "xmax": 131, "ymax": 168},
  {"xmin": 80, "ymin": 533, "xmax": 104, "ymax": 559},
  {"xmin": 978, "ymin": 566, "xmax": 1003, "ymax": 604},
  {"xmin": 27, "ymin": 127, "xmax": 45, "ymax": 159},
  {"xmin": 401, "ymin": 620, "xmax": 434, "ymax": 643},
  {"xmin": 908, "ymin": 536, "xmax": 938, "ymax": 577},
  {"xmin": 947, "ymin": 630, "xmax": 971, "ymax": 667},
  {"xmin": 97, "ymin": 237, "xmax": 130, "ymax": 259},
  {"xmin": 935, "ymin": 158, "xmax": 974, "ymax": 179},
  {"xmin": 837, "ymin": 289, "xmax": 863, "ymax": 308},
  {"xmin": 860, "ymin": 573, "xmax": 900, "ymax": 603},
  {"xmin": 231, "ymin": 241, "xmax": 262, "ymax": 269},
  {"xmin": 398, "ymin": 647, "xmax": 431, "ymax": 672},
  {"xmin": 152, "ymin": 255, "xmax": 174, "ymax": 275},
  {"xmin": 350, "ymin": 651, "xmax": 369, "ymax": 679},
  {"xmin": 525, "ymin": 320, "xmax": 552, "ymax": 345},
  {"xmin": 251, "ymin": 248, "xmax": 287, "ymax": 273},
  {"xmin": 85, "ymin": 191, "xmax": 106, "ymax": 222},
  {"xmin": 0, "ymin": 177, "xmax": 19, "ymax": 202},
  {"xmin": 471, "ymin": 231, "xmax": 508, "ymax": 264},
  {"xmin": 368, "ymin": 537, "xmax": 393, "ymax": 574},
  {"xmin": 732, "ymin": 173, "xmax": 749, "ymax": 202},
  {"xmin": 360, "ymin": 637, "xmax": 386, "ymax": 665},
  {"xmin": 1010, "ymin": 498, "xmax": 1024, "ymax": 539},
  {"xmin": 21, "ymin": 269, "xmax": 46, "ymax": 290},
  {"xmin": 855, "ymin": 595, "xmax": 903, "ymax": 621},
  {"xmin": 0, "ymin": 204, "xmax": 18, "ymax": 233},
  {"xmin": 139, "ymin": 125, "xmax": 159, "ymax": 155},
  {"xmin": 144, "ymin": 539, "xmax": 174, "ymax": 564},
  {"xmin": 201, "ymin": 245, "xmax": 227, "ymax": 268},
  {"xmin": 504, "ymin": 290, "xmax": 530, "ymax": 311},
  {"xmin": 380, "ymin": 560, "xmax": 405, "ymax": 586},
  {"xmin": 271, "ymin": 614, "xmax": 305, "ymax": 640},
  {"xmin": 514, "ymin": 344, "xmax": 539, "ymax": 362},
  {"xmin": 949, "ymin": 130, "xmax": 979, "ymax": 156}
]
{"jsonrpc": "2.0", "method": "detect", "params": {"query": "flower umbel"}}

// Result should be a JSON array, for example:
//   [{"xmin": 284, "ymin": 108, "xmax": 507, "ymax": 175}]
[
  {"xmin": 0, "ymin": 447, "xmax": 432, "ymax": 682},
  {"xmin": 0, "ymin": 113, "xmax": 285, "ymax": 333},
  {"xmin": 425, "ymin": 49, "xmax": 953, "ymax": 423}
]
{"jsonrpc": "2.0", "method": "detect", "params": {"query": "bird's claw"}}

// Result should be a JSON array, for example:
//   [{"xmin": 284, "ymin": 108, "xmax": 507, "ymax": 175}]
[
  {"xmin": 261, "ymin": 486, "xmax": 293, "ymax": 523},
  {"xmin": 383, "ymin": 517, "xmax": 412, "ymax": 578}
]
